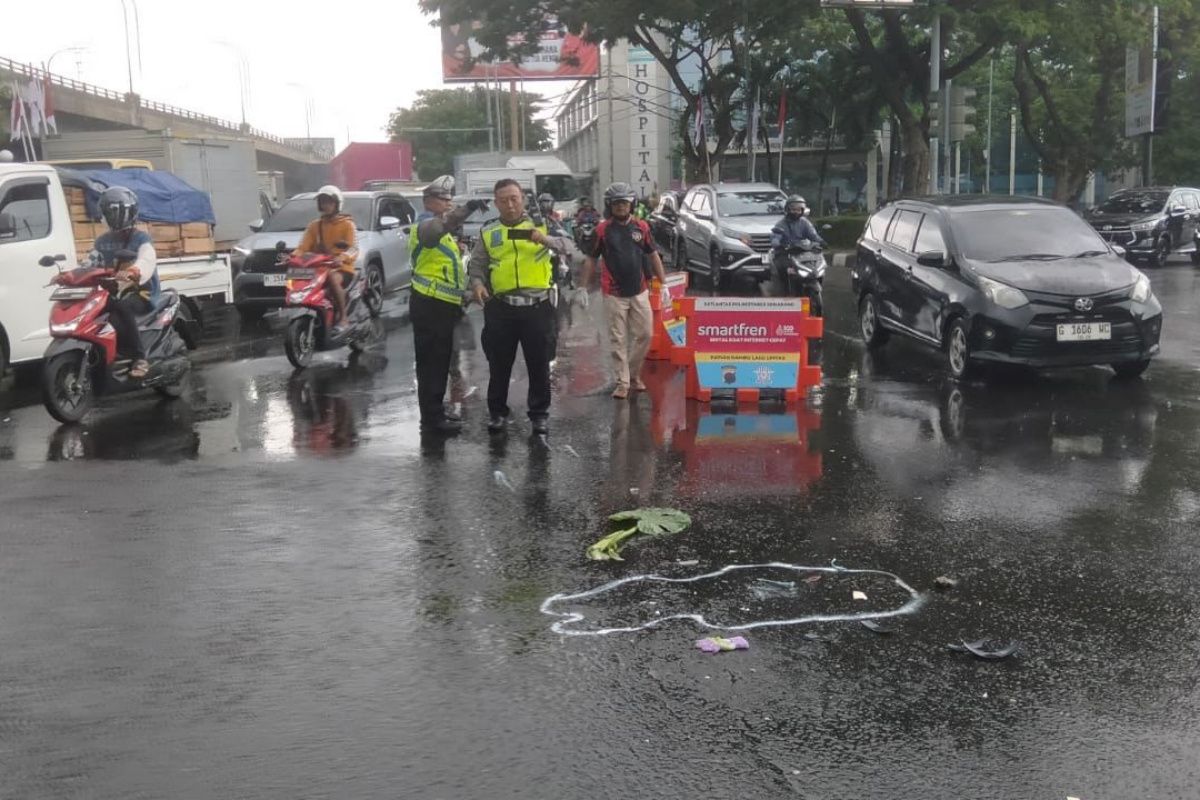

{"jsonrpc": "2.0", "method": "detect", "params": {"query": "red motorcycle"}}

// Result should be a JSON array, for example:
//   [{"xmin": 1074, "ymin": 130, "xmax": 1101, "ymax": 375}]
[
  {"xmin": 279, "ymin": 244, "xmax": 377, "ymax": 369},
  {"xmin": 39, "ymin": 252, "xmax": 197, "ymax": 423}
]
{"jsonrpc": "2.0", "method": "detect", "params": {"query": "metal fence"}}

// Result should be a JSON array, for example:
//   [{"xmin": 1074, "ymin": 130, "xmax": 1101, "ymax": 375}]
[{"xmin": 0, "ymin": 56, "xmax": 316, "ymax": 157}]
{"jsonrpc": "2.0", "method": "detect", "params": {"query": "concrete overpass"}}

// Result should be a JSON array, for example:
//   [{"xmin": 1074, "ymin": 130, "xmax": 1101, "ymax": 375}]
[{"xmin": 1, "ymin": 55, "xmax": 328, "ymax": 181}]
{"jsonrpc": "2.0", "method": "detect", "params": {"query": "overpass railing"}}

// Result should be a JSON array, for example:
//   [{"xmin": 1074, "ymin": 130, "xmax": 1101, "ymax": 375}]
[{"xmin": 0, "ymin": 56, "xmax": 316, "ymax": 157}]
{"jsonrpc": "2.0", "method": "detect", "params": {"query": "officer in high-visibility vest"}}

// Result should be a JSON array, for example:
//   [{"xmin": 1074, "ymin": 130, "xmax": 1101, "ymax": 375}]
[
  {"xmin": 468, "ymin": 178, "xmax": 573, "ymax": 436},
  {"xmin": 410, "ymin": 175, "xmax": 485, "ymax": 435}
]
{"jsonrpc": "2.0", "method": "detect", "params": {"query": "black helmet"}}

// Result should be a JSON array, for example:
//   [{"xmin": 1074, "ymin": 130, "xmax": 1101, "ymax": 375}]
[
  {"xmin": 100, "ymin": 186, "xmax": 139, "ymax": 231},
  {"xmin": 604, "ymin": 182, "xmax": 637, "ymax": 205},
  {"xmin": 537, "ymin": 192, "xmax": 555, "ymax": 211},
  {"xmin": 578, "ymin": 196, "xmax": 594, "ymax": 208}
]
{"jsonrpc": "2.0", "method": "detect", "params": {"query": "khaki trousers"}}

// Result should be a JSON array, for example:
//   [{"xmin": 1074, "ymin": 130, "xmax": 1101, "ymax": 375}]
[{"xmin": 603, "ymin": 290, "xmax": 653, "ymax": 389}]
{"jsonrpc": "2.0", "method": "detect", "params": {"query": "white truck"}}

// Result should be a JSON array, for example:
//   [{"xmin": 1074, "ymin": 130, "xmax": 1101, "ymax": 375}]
[
  {"xmin": 460, "ymin": 167, "xmax": 536, "ymax": 197},
  {"xmin": 0, "ymin": 162, "xmax": 231, "ymax": 378}
]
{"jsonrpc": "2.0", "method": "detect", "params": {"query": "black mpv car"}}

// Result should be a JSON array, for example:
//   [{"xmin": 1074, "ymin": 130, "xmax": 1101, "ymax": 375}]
[
  {"xmin": 1085, "ymin": 186, "xmax": 1200, "ymax": 267},
  {"xmin": 853, "ymin": 196, "xmax": 1163, "ymax": 380}
]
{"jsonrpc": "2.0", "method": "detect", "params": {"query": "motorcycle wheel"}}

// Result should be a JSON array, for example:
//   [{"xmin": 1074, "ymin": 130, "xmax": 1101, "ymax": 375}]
[
  {"xmin": 285, "ymin": 315, "xmax": 316, "ymax": 369},
  {"xmin": 42, "ymin": 350, "xmax": 95, "ymax": 423}
]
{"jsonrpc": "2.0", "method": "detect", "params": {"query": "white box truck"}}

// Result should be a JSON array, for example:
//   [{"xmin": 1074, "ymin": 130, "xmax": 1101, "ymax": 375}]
[{"xmin": 0, "ymin": 162, "xmax": 231, "ymax": 378}]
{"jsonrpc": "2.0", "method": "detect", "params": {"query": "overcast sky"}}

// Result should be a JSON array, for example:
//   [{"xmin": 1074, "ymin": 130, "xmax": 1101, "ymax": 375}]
[{"xmin": 5, "ymin": 1, "xmax": 575, "ymax": 151}]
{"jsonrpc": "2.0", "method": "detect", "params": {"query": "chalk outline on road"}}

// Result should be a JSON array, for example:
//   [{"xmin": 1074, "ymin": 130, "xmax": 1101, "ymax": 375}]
[{"xmin": 541, "ymin": 562, "xmax": 926, "ymax": 636}]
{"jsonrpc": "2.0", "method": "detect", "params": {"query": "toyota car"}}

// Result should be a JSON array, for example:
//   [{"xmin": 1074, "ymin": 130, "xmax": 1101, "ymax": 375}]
[{"xmin": 853, "ymin": 196, "xmax": 1163, "ymax": 380}]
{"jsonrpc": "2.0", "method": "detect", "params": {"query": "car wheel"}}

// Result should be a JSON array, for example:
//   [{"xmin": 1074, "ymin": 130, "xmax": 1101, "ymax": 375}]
[
  {"xmin": 1152, "ymin": 236, "xmax": 1171, "ymax": 268},
  {"xmin": 945, "ymin": 318, "xmax": 978, "ymax": 381},
  {"xmin": 237, "ymin": 304, "xmax": 266, "ymax": 323},
  {"xmin": 709, "ymin": 248, "xmax": 724, "ymax": 292},
  {"xmin": 364, "ymin": 263, "xmax": 385, "ymax": 318},
  {"xmin": 858, "ymin": 293, "xmax": 889, "ymax": 349},
  {"xmin": 1112, "ymin": 359, "xmax": 1151, "ymax": 380}
]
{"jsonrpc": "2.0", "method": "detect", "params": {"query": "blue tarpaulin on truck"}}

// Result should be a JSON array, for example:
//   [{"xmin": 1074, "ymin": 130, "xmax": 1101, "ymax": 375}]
[{"xmin": 56, "ymin": 168, "xmax": 216, "ymax": 225}]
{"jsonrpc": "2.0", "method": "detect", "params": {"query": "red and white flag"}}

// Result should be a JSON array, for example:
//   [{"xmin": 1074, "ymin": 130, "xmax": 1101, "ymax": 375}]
[
  {"xmin": 777, "ymin": 92, "xmax": 787, "ymax": 142},
  {"xmin": 8, "ymin": 80, "xmax": 28, "ymax": 142},
  {"xmin": 41, "ymin": 76, "xmax": 57, "ymax": 135}
]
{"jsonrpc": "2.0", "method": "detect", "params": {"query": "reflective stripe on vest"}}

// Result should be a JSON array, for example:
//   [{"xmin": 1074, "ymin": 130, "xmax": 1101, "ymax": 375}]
[
  {"xmin": 480, "ymin": 219, "xmax": 552, "ymax": 294},
  {"xmin": 410, "ymin": 232, "xmax": 464, "ymax": 304}
]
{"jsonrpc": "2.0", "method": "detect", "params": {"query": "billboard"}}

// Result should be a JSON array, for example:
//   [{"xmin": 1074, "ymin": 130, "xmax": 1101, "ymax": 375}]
[{"xmin": 441, "ymin": 19, "xmax": 601, "ymax": 83}]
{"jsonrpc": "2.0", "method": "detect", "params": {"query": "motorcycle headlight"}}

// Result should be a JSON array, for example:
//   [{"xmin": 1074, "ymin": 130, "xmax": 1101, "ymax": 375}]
[
  {"xmin": 977, "ymin": 275, "xmax": 1029, "ymax": 310},
  {"xmin": 1130, "ymin": 271, "xmax": 1152, "ymax": 304}
]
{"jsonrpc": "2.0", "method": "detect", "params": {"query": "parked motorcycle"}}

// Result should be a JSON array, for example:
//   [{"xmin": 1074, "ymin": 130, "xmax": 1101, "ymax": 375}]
[
  {"xmin": 40, "ymin": 251, "xmax": 197, "ymax": 423},
  {"xmin": 278, "ymin": 242, "xmax": 376, "ymax": 369},
  {"xmin": 772, "ymin": 240, "xmax": 826, "ymax": 316}
]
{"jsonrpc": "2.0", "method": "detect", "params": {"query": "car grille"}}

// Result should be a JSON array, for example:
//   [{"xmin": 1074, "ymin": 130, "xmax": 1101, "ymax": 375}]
[
  {"xmin": 748, "ymin": 234, "xmax": 772, "ymax": 253},
  {"xmin": 1009, "ymin": 308, "xmax": 1146, "ymax": 359},
  {"xmin": 242, "ymin": 250, "xmax": 285, "ymax": 273}
]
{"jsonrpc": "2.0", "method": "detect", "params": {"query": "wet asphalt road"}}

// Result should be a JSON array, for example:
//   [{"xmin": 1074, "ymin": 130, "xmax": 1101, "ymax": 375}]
[{"xmin": 2, "ymin": 256, "xmax": 1200, "ymax": 799}]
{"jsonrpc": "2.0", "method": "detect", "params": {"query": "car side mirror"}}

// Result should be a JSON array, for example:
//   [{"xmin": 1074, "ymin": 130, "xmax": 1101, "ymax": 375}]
[
  {"xmin": 379, "ymin": 215, "xmax": 401, "ymax": 230},
  {"xmin": 917, "ymin": 250, "xmax": 949, "ymax": 268},
  {"xmin": 695, "ymin": 210, "xmax": 712, "ymax": 221},
  {"xmin": 1168, "ymin": 205, "xmax": 1186, "ymax": 217},
  {"xmin": 39, "ymin": 254, "xmax": 59, "ymax": 267},
  {"xmin": 1111, "ymin": 244, "xmax": 1126, "ymax": 257},
  {"xmin": 0, "ymin": 211, "xmax": 16, "ymax": 239},
  {"xmin": 249, "ymin": 218, "xmax": 264, "ymax": 233}
]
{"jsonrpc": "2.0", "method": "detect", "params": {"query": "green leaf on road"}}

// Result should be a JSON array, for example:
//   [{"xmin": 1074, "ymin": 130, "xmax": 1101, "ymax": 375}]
[{"xmin": 587, "ymin": 508, "xmax": 693, "ymax": 560}]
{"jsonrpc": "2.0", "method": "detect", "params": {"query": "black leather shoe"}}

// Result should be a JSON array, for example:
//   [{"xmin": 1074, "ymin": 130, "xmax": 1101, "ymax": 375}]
[
  {"xmin": 487, "ymin": 414, "xmax": 509, "ymax": 433},
  {"xmin": 530, "ymin": 417, "xmax": 549, "ymax": 436},
  {"xmin": 420, "ymin": 417, "xmax": 463, "ymax": 435}
]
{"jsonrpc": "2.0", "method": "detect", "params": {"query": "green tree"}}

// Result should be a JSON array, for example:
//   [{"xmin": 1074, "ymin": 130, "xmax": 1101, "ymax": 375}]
[
  {"xmin": 422, "ymin": 0, "xmax": 824, "ymax": 182},
  {"xmin": 386, "ymin": 87, "xmax": 551, "ymax": 179},
  {"xmin": 1146, "ymin": 3, "xmax": 1200, "ymax": 185}
]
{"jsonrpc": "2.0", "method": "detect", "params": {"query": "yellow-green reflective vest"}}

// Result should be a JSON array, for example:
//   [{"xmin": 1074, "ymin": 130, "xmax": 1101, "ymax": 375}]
[
  {"xmin": 481, "ymin": 219, "xmax": 553, "ymax": 294},
  {"xmin": 409, "ymin": 230, "xmax": 465, "ymax": 305}
]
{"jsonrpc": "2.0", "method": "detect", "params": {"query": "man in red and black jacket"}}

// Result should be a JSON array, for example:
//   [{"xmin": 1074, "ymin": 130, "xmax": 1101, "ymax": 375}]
[{"xmin": 580, "ymin": 183, "xmax": 668, "ymax": 399}]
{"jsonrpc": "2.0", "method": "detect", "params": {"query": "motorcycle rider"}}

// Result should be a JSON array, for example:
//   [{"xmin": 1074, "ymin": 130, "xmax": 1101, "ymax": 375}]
[
  {"xmin": 771, "ymin": 195, "xmax": 826, "ymax": 282},
  {"xmin": 535, "ymin": 193, "xmax": 564, "ymax": 232},
  {"xmin": 579, "ymin": 182, "xmax": 668, "ymax": 399},
  {"xmin": 409, "ymin": 175, "xmax": 486, "ymax": 435},
  {"xmin": 291, "ymin": 185, "xmax": 357, "ymax": 332},
  {"xmin": 574, "ymin": 196, "xmax": 600, "ymax": 228},
  {"xmin": 82, "ymin": 186, "xmax": 159, "ymax": 380}
]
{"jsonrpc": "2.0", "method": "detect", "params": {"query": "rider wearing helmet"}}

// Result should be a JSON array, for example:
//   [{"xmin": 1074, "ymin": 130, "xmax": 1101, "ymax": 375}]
[
  {"xmin": 534, "ymin": 192, "xmax": 564, "ymax": 233},
  {"xmin": 580, "ymin": 182, "xmax": 668, "ymax": 399},
  {"xmin": 574, "ymin": 196, "xmax": 600, "ymax": 229},
  {"xmin": 771, "ymin": 195, "xmax": 824, "ymax": 268},
  {"xmin": 292, "ymin": 185, "xmax": 358, "ymax": 330},
  {"xmin": 83, "ymin": 186, "xmax": 159, "ymax": 379}
]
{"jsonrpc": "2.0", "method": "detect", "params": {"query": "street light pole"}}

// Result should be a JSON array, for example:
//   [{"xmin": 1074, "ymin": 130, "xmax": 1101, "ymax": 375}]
[{"xmin": 119, "ymin": 0, "xmax": 135, "ymax": 95}]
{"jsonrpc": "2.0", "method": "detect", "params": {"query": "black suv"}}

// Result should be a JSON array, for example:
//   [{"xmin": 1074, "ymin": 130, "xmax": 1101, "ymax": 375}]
[
  {"xmin": 1085, "ymin": 186, "xmax": 1200, "ymax": 267},
  {"xmin": 853, "ymin": 196, "xmax": 1163, "ymax": 380}
]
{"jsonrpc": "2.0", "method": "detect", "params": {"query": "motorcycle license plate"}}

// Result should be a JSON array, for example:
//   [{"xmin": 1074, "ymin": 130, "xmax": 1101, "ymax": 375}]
[
  {"xmin": 1056, "ymin": 321, "xmax": 1111, "ymax": 342},
  {"xmin": 262, "ymin": 274, "xmax": 287, "ymax": 287}
]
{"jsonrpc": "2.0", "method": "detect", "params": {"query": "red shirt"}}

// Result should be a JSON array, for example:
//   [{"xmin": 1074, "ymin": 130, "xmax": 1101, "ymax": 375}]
[{"xmin": 593, "ymin": 217, "xmax": 655, "ymax": 297}]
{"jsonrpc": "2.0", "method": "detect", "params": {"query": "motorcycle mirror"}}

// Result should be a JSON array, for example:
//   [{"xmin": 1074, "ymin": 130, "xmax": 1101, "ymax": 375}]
[
  {"xmin": 39, "ymin": 255, "xmax": 58, "ymax": 268},
  {"xmin": 249, "ymin": 218, "xmax": 265, "ymax": 233},
  {"xmin": 275, "ymin": 241, "xmax": 288, "ymax": 252}
]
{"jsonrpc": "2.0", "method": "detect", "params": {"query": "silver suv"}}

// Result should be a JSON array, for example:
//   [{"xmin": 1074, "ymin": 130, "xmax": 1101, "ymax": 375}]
[
  {"xmin": 675, "ymin": 182, "xmax": 787, "ymax": 290},
  {"xmin": 231, "ymin": 191, "xmax": 416, "ymax": 321}
]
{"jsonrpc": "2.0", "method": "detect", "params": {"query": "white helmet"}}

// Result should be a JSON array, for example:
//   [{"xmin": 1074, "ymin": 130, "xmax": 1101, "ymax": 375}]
[
  {"xmin": 315, "ymin": 185, "xmax": 344, "ymax": 214},
  {"xmin": 423, "ymin": 175, "xmax": 456, "ymax": 201}
]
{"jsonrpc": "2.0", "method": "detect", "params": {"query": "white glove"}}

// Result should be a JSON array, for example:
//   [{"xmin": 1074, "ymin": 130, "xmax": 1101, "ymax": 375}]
[{"xmin": 577, "ymin": 288, "xmax": 590, "ymax": 309}]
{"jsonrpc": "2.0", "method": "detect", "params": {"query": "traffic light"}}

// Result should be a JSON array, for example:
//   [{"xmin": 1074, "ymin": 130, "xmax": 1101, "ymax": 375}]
[{"xmin": 949, "ymin": 86, "xmax": 977, "ymax": 142}]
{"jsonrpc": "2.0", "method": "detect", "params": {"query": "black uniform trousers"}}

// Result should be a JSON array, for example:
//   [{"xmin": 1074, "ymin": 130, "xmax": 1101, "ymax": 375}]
[
  {"xmin": 481, "ymin": 297, "xmax": 556, "ymax": 420},
  {"xmin": 410, "ymin": 291, "xmax": 463, "ymax": 423}
]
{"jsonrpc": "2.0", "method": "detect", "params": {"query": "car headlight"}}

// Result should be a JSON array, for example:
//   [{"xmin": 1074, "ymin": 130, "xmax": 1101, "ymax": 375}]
[
  {"xmin": 233, "ymin": 245, "xmax": 252, "ymax": 256},
  {"xmin": 1130, "ymin": 271, "xmax": 1152, "ymax": 303},
  {"xmin": 720, "ymin": 228, "xmax": 752, "ymax": 248},
  {"xmin": 1129, "ymin": 220, "xmax": 1159, "ymax": 232},
  {"xmin": 977, "ymin": 275, "xmax": 1029, "ymax": 310}
]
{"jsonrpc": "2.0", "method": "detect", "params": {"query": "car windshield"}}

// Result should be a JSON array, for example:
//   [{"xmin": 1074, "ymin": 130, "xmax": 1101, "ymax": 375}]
[
  {"xmin": 536, "ymin": 174, "xmax": 582, "ymax": 202},
  {"xmin": 264, "ymin": 197, "xmax": 374, "ymax": 232},
  {"xmin": 1095, "ymin": 191, "xmax": 1169, "ymax": 215},
  {"xmin": 716, "ymin": 191, "xmax": 787, "ymax": 217},
  {"xmin": 952, "ymin": 207, "xmax": 1109, "ymax": 262}
]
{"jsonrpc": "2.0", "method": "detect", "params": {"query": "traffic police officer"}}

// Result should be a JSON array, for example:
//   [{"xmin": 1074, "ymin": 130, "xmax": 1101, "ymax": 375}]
[
  {"xmin": 469, "ymin": 178, "xmax": 572, "ymax": 436},
  {"xmin": 410, "ymin": 175, "xmax": 483, "ymax": 435}
]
